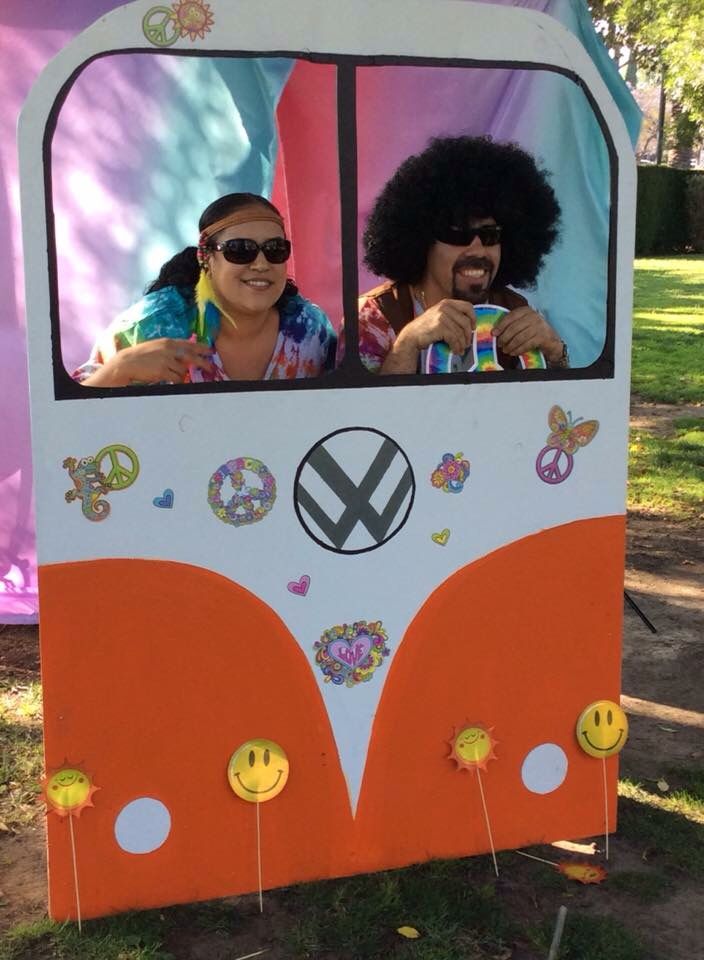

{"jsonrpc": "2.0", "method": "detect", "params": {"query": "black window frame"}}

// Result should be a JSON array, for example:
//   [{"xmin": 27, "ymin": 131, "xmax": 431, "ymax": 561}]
[{"xmin": 43, "ymin": 49, "xmax": 617, "ymax": 400}]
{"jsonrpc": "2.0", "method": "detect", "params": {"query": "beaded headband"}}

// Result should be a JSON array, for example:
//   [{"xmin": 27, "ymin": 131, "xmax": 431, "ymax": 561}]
[{"xmin": 197, "ymin": 208, "xmax": 286, "ymax": 267}]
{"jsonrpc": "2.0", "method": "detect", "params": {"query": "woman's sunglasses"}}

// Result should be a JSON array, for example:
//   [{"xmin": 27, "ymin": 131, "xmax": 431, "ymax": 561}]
[
  {"xmin": 436, "ymin": 224, "xmax": 502, "ymax": 247},
  {"xmin": 210, "ymin": 237, "xmax": 292, "ymax": 264}
]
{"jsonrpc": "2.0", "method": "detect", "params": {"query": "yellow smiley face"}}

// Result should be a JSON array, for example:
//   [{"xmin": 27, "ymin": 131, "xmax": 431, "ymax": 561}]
[
  {"xmin": 46, "ymin": 768, "xmax": 92, "ymax": 811},
  {"xmin": 227, "ymin": 739, "xmax": 289, "ymax": 804},
  {"xmin": 576, "ymin": 700, "xmax": 628, "ymax": 758},
  {"xmin": 455, "ymin": 726, "xmax": 491, "ymax": 765}
]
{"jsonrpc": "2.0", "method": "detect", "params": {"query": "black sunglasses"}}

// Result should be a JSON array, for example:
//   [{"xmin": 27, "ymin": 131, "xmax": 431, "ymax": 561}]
[
  {"xmin": 436, "ymin": 224, "xmax": 502, "ymax": 247},
  {"xmin": 210, "ymin": 237, "xmax": 292, "ymax": 264}
]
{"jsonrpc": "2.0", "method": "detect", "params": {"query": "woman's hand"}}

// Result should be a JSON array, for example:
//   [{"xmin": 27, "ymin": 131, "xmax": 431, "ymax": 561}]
[
  {"xmin": 381, "ymin": 299, "xmax": 477, "ymax": 374},
  {"xmin": 80, "ymin": 339, "xmax": 214, "ymax": 386}
]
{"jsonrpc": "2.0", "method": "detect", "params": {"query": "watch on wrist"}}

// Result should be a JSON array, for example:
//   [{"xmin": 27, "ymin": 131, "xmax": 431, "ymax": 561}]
[{"xmin": 547, "ymin": 340, "xmax": 570, "ymax": 369}]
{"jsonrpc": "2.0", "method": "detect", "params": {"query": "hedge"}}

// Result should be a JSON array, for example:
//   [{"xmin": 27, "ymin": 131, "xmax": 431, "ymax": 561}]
[{"xmin": 635, "ymin": 165, "xmax": 704, "ymax": 255}]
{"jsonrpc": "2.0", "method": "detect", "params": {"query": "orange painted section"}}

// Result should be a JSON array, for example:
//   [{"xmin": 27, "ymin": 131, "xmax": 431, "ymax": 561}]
[
  {"xmin": 39, "ymin": 560, "xmax": 353, "ymax": 919},
  {"xmin": 39, "ymin": 516, "xmax": 625, "ymax": 919},
  {"xmin": 355, "ymin": 515, "xmax": 626, "ymax": 870}
]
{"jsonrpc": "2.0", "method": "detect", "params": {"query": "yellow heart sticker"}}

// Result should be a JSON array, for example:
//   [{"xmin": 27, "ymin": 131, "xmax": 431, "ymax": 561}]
[{"xmin": 431, "ymin": 528, "xmax": 450, "ymax": 546}]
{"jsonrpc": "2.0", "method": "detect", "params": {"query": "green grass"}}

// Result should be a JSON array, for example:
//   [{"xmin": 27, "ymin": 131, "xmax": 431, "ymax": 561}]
[
  {"xmin": 281, "ymin": 858, "xmax": 513, "ymax": 959},
  {"xmin": 631, "ymin": 256, "xmax": 704, "ymax": 404},
  {"xmin": 617, "ymin": 771, "xmax": 704, "ymax": 879},
  {"xmin": 530, "ymin": 914, "xmax": 650, "ymax": 960},
  {"xmin": 0, "ymin": 914, "xmax": 171, "ymax": 960},
  {"xmin": 628, "ymin": 416, "xmax": 704, "ymax": 519},
  {"xmin": 607, "ymin": 870, "xmax": 673, "ymax": 903},
  {"xmin": 0, "ymin": 681, "xmax": 44, "ymax": 831}
]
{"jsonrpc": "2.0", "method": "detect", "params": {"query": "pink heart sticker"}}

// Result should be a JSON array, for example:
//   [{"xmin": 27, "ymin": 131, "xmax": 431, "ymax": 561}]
[
  {"xmin": 287, "ymin": 574, "xmax": 310, "ymax": 597},
  {"xmin": 329, "ymin": 634, "xmax": 372, "ymax": 668}
]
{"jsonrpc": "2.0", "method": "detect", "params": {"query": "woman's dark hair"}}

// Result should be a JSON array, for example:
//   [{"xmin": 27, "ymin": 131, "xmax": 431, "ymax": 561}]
[
  {"xmin": 363, "ymin": 136, "xmax": 561, "ymax": 289},
  {"xmin": 146, "ymin": 192, "xmax": 298, "ymax": 303}
]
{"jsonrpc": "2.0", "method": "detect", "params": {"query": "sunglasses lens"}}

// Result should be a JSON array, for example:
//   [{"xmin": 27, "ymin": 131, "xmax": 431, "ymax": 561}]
[
  {"xmin": 218, "ymin": 238, "xmax": 291, "ymax": 264},
  {"xmin": 262, "ymin": 238, "xmax": 291, "ymax": 263},
  {"xmin": 436, "ymin": 225, "xmax": 502, "ymax": 246},
  {"xmin": 220, "ymin": 239, "xmax": 259, "ymax": 264},
  {"xmin": 479, "ymin": 226, "xmax": 502, "ymax": 246}
]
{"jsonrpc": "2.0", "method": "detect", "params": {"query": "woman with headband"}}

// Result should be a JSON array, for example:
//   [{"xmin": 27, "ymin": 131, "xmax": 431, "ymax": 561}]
[{"xmin": 74, "ymin": 193, "xmax": 336, "ymax": 385}]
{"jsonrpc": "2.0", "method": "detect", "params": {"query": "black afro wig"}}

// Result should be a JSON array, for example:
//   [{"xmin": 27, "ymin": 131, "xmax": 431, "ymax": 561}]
[{"xmin": 363, "ymin": 136, "xmax": 561, "ymax": 290}]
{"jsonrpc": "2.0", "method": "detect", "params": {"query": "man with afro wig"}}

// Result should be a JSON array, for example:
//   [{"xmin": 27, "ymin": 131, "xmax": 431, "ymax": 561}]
[{"xmin": 358, "ymin": 136, "xmax": 568, "ymax": 374}]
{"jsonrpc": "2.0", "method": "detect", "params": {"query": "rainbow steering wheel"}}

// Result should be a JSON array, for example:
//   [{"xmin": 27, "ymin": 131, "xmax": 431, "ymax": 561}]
[{"xmin": 423, "ymin": 304, "xmax": 546, "ymax": 374}]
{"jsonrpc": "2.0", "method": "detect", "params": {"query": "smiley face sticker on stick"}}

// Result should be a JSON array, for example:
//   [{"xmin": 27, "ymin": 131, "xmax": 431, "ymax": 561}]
[
  {"xmin": 41, "ymin": 765, "xmax": 99, "ymax": 818},
  {"xmin": 227, "ymin": 739, "xmax": 289, "ymax": 803},
  {"xmin": 449, "ymin": 724, "xmax": 498, "ymax": 771},
  {"xmin": 576, "ymin": 700, "xmax": 628, "ymax": 758}
]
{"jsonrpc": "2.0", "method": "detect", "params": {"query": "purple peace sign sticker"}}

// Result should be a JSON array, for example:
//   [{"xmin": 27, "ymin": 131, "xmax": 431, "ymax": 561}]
[
  {"xmin": 535, "ymin": 446, "xmax": 574, "ymax": 484},
  {"xmin": 208, "ymin": 457, "xmax": 276, "ymax": 527}
]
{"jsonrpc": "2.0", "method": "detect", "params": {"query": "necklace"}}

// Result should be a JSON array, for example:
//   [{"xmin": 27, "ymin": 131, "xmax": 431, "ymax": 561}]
[{"xmin": 412, "ymin": 286, "xmax": 427, "ymax": 310}]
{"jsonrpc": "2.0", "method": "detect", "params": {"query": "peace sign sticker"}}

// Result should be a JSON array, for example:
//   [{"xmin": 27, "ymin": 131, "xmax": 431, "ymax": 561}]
[
  {"xmin": 208, "ymin": 457, "xmax": 276, "ymax": 527},
  {"xmin": 535, "ymin": 446, "xmax": 574, "ymax": 484},
  {"xmin": 142, "ymin": 6, "xmax": 180, "ymax": 47},
  {"xmin": 94, "ymin": 444, "xmax": 140, "ymax": 491}
]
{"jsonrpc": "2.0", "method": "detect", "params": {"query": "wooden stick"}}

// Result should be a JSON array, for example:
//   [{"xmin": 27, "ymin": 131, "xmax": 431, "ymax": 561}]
[
  {"xmin": 67, "ymin": 815, "xmax": 82, "ymax": 933},
  {"xmin": 514, "ymin": 849, "xmax": 557, "ymax": 868},
  {"xmin": 256, "ymin": 801, "xmax": 263, "ymax": 913},
  {"xmin": 476, "ymin": 770, "xmax": 499, "ymax": 877},
  {"xmin": 602, "ymin": 757, "xmax": 609, "ymax": 860},
  {"xmin": 547, "ymin": 905, "xmax": 567, "ymax": 960}
]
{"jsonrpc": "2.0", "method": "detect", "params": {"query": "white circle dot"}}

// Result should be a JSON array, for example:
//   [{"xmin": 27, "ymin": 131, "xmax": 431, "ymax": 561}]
[
  {"xmin": 521, "ymin": 743, "xmax": 568, "ymax": 794},
  {"xmin": 114, "ymin": 797, "xmax": 171, "ymax": 854}
]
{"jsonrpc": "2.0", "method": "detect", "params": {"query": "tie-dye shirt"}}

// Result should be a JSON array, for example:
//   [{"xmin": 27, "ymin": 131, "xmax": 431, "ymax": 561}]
[{"xmin": 73, "ymin": 285, "xmax": 337, "ymax": 383}]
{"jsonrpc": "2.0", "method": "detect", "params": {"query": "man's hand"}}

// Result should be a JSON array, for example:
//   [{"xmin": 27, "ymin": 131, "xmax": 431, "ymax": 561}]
[
  {"xmin": 491, "ymin": 306, "xmax": 563, "ymax": 363},
  {"xmin": 381, "ymin": 299, "xmax": 477, "ymax": 374},
  {"xmin": 80, "ymin": 338, "xmax": 214, "ymax": 387}
]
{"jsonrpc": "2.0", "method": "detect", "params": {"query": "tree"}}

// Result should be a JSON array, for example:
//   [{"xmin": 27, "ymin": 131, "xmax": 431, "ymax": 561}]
[{"xmin": 590, "ymin": 0, "xmax": 704, "ymax": 165}]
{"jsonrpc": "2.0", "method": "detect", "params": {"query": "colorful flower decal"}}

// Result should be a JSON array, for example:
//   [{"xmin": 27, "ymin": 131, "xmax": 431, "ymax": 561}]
[
  {"xmin": 430, "ymin": 453, "xmax": 470, "ymax": 493},
  {"xmin": 208, "ymin": 457, "xmax": 276, "ymax": 527},
  {"xmin": 314, "ymin": 620, "xmax": 390, "ymax": 687}
]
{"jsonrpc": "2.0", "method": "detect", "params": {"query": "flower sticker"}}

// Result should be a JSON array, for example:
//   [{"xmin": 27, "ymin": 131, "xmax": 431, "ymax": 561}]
[
  {"xmin": 430, "ymin": 453, "xmax": 470, "ymax": 493},
  {"xmin": 314, "ymin": 620, "xmax": 390, "ymax": 687}
]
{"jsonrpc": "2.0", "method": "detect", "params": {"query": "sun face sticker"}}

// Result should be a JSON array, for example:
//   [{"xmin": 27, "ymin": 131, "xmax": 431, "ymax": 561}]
[
  {"xmin": 557, "ymin": 862, "xmax": 607, "ymax": 884},
  {"xmin": 448, "ymin": 724, "xmax": 498, "ymax": 772},
  {"xmin": 40, "ymin": 766, "xmax": 99, "ymax": 818},
  {"xmin": 171, "ymin": 0, "xmax": 214, "ymax": 40},
  {"xmin": 576, "ymin": 700, "xmax": 629, "ymax": 758},
  {"xmin": 227, "ymin": 739, "xmax": 289, "ymax": 804}
]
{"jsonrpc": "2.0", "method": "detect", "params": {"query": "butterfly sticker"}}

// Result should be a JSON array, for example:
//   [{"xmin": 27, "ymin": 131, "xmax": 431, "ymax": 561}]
[
  {"xmin": 536, "ymin": 405, "xmax": 599, "ymax": 485},
  {"xmin": 546, "ymin": 405, "xmax": 599, "ymax": 454}
]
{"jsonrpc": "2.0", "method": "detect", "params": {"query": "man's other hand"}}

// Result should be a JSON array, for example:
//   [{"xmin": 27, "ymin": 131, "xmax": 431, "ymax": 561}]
[{"xmin": 491, "ymin": 306, "xmax": 563, "ymax": 363}]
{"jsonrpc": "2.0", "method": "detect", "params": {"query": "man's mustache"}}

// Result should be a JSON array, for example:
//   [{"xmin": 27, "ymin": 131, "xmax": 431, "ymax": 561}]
[{"xmin": 453, "ymin": 255, "xmax": 494, "ymax": 274}]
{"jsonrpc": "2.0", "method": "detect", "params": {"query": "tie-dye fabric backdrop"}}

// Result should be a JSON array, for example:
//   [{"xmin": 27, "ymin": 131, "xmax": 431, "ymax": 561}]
[{"xmin": 0, "ymin": 0, "xmax": 640, "ymax": 622}]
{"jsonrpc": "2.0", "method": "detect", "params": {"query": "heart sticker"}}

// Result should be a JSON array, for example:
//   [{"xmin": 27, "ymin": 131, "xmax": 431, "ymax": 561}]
[
  {"xmin": 432, "ymin": 528, "xmax": 450, "ymax": 546},
  {"xmin": 314, "ymin": 620, "xmax": 391, "ymax": 688},
  {"xmin": 329, "ymin": 634, "xmax": 372, "ymax": 668},
  {"xmin": 287, "ymin": 574, "xmax": 310, "ymax": 596},
  {"xmin": 153, "ymin": 489, "xmax": 174, "ymax": 509}
]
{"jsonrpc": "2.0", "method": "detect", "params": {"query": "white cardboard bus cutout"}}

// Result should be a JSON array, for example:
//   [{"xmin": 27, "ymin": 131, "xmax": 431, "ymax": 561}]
[{"xmin": 20, "ymin": 0, "xmax": 634, "ymax": 920}]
